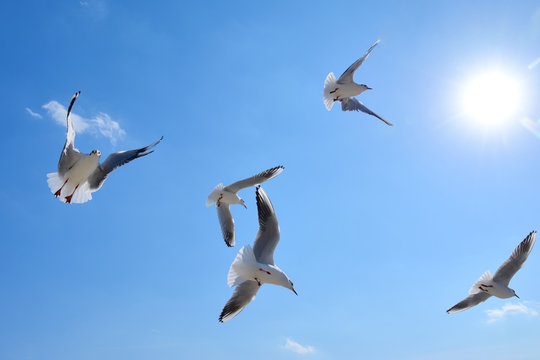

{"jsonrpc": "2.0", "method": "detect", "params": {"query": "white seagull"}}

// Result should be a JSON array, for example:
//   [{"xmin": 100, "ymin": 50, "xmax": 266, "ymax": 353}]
[
  {"xmin": 47, "ymin": 91, "xmax": 163, "ymax": 204},
  {"xmin": 323, "ymin": 40, "xmax": 392, "ymax": 126},
  {"xmin": 206, "ymin": 166, "xmax": 284, "ymax": 247},
  {"xmin": 447, "ymin": 231, "xmax": 536, "ymax": 314},
  {"xmin": 219, "ymin": 186, "xmax": 297, "ymax": 322}
]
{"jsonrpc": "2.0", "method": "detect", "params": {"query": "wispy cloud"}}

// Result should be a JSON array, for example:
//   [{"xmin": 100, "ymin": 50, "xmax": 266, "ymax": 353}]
[
  {"xmin": 25, "ymin": 107, "xmax": 42, "ymax": 118},
  {"xmin": 42, "ymin": 100, "xmax": 126, "ymax": 145},
  {"xmin": 284, "ymin": 338, "xmax": 315, "ymax": 355},
  {"xmin": 80, "ymin": 1, "xmax": 88, "ymax": 6},
  {"xmin": 528, "ymin": 57, "xmax": 540, "ymax": 70},
  {"xmin": 485, "ymin": 302, "xmax": 538, "ymax": 323}
]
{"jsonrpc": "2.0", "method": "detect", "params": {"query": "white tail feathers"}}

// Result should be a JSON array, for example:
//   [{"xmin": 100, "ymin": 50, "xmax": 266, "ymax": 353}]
[
  {"xmin": 469, "ymin": 270, "xmax": 493, "ymax": 295},
  {"xmin": 46, "ymin": 172, "xmax": 93, "ymax": 204},
  {"xmin": 323, "ymin": 72, "xmax": 337, "ymax": 110},
  {"xmin": 227, "ymin": 245, "xmax": 257, "ymax": 287},
  {"xmin": 206, "ymin": 183, "xmax": 223, "ymax": 207}
]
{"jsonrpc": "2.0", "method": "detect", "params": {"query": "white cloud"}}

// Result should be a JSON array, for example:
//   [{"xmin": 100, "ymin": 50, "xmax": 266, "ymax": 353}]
[
  {"xmin": 284, "ymin": 338, "xmax": 315, "ymax": 355},
  {"xmin": 42, "ymin": 100, "xmax": 126, "ymax": 145},
  {"xmin": 25, "ymin": 107, "xmax": 42, "ymax": 118},
  {"xmin": 528, "ymin": 57, "xmax": 540, "ymax": 70},
  {"xmin": 485, "ymin": 302, "xmax": 538, "ymax": 323}
]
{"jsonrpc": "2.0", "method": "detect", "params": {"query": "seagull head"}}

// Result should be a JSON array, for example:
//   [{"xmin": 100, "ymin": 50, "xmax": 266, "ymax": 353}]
[
  {"xmin": 360, "ymin": 84, "xmax": 372, "ymax": 90},
  {"xmin": 90, "ymin": 150, "xmax": 101, "ymax": 157},
  {"xmin": 240, "ymin": 198, "xmax": 247, "ymax": 209}
]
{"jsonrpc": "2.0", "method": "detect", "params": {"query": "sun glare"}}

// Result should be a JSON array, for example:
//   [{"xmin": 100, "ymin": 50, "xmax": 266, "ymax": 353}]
[{"xmin": 461, "ymin": 70, "xmax": 522, "ymax": 127}]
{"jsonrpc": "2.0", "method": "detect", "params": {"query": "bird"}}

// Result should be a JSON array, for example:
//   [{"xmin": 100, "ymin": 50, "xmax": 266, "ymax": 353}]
[
  {"xmin": 47, "ymin": 91, "xmax": 163, "ymax": 204},
  {"xmin": 323, "ymin": 40, "xmax": 392, "ymax": 126},
  {"xmin": 206, "ymin": 165, "xmax": 284, "ymax": 247},
  {"xmin": 219, "ymin": 186, "xmax": 297, "ymax": 322},
  {"xmin": 446, "ymin": 231, "xmax": 536, "ymax": 314}
]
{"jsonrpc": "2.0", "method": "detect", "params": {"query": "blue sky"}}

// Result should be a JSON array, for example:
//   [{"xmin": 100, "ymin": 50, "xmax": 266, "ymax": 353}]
[{"xmin": 1, "ymin": 0, "xmax": 540, "ymax": 359}]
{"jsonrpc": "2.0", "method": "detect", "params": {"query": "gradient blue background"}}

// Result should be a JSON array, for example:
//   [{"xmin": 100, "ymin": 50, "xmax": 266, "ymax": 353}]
[{"xmin": 1, "ymin": 1, "xmax": 540, "ymax": 359}]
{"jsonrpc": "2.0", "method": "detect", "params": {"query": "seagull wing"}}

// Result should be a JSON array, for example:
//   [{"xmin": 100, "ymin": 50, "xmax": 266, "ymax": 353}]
[
  {"xmin": 87, "ymin": 136, "xmax": 163, "ymax": 190},
  {"xmin": 252, "ymin": 186, "xmax": 280, "ymax": 265},
  {"xmin": 58, "ymin": 91, "xmax": 83, "ymax": 176},
  {"xmin": 340, "ymin": 97, "xmax": 393, "ymax": 126},
  {"xmin": 446, "ymin": 292, "xmax": 492, "ymax": 314},
  {"xmin": 219, "ymin": 280, "xmax": 260, "ymax": 322},
  {"xmin": 224, "ymin": 166, "xmax": 284, "ymax": 194},
  {"xmin": 217, "ymin": 204, "xmax": 235, "ymax": 247},
  {"xmin": 337, "ymin": 40, "xmax": 379, "ymax": 84},
  {"xmin": 493, "ymin": 231, "xmax": 536, "ymax": 286}
]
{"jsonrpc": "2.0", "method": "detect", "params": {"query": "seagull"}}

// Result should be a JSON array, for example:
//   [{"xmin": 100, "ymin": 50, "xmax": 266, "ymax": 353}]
[
  {"xmin": 323, "ymin": 40, "xmax": 392, "ymax": 126},
  {"xmin": 47, "ymin": 91, "xmax": 163, "ymax": 204},
  {"xmin": 446, "ymin": 231, "xmax": 536, "ymax": 314},
  {"xmin": 219, "ymin": 186, "xmax": 296, "ymax": 322},
  {"xmin": 206, "ymin": 166, "xmax": 284, "ymax": 247}
]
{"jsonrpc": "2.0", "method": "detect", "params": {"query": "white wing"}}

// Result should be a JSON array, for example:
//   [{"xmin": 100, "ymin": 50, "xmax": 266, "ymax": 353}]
[
  {"xmin": 252, "ymin": 186, "xmax": 280, "ymax": 265},
  {"xmin": 219, "ymin": 280, "xmax": 260, "ymax": 322},
  {"xmin": 217, "ymin": 204, "xmax": 235, "ymax": 247},
  {"xmin": 58, "ymin": 91, "xmax": 83, "ymax": 176},
  {"xmin": 87, "ymin": 136, "xmax": 163, "ymax": 190},
  {"xmin": 223, "ymin": 166, "xmax": 284, "ymax": 194},
  {"xmin": 493, "ymin": 231, "xmax": 536, "ymax": 286},
  {"xmin": 337, "ymin": 40, "xmax": 379, "ymax": 84},
  {"xmin": 340, "ymin": 97, "xmax": 393, "ymax": 126},
  {"xmin": 446, "ymin": 292, "xmax": 492, "ymax": 314}
]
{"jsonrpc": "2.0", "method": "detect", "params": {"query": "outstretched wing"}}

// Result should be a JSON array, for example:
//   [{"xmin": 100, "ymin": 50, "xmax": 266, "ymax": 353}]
[
  {"xmin": 493, "ymin": 231, "xmax": 536, "ymax": 286},
  {"xmin": 58, "ymin": 91, "xmax": 83, "ymax": 176},
  {"xmin": 340, "ymin": 97, "xmax": 393, "ymax": 126},
  {"xmin": 337, "ymin": 40, "xmax": 379, "ymax": 84},
  {"xmin": 446, "ymin": 292, "xmax": 492, "ymax": 314},
  {"xmin": 87, "ymin": 136, "xmax": 163, "ymax": 190},
  {"xmin": 252, "ymin": 186, "xmax": 280, "ymax": 265},
  {"xmin": 224, "ymin": 166, "xmax": 284, "ymax": 193},
  {"xmin": 219, "ymin": 280, "xmax": 260, "ymax": 322},
  {"xmin": 217, "ymin": 204, "xmax": 235, "ymax": 247}
]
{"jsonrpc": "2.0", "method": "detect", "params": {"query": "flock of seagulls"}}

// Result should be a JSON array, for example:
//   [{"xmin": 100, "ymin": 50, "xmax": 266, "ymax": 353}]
[{"xmin": 46, "ymin": 40, "xmax": 536, "ymax": 322}]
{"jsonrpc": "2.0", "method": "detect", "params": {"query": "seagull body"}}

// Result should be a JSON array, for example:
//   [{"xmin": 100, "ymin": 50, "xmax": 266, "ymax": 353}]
[
  {"xmin": 323, "ymin": 40, "xmax": 392, "ymax": 126},
  {"xmin": 219, "ymin": 186, "xmax": 296, "ymax": 322},
  {"xmin": 47, "ymin": 91, "xmax": 163, "ymax": 204},
  {"xmin": 446, "ymin": 231, "xmax": 536, "ymax": 314},
  {"xmin": 206, "ymin": 166, "xmax": 284, "ymax": 247}
]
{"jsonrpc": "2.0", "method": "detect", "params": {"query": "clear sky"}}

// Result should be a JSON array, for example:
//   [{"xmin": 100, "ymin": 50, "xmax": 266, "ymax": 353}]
[{"xmin": 1, "ymin": 1, "xmax": 540, "ymax": 359}]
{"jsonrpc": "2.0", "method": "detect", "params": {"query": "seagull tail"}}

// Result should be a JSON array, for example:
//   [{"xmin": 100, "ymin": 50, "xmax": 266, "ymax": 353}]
[
  {"xmin": 227, "ymin": 245, "xmax": 257, "ymax": 287},
  {"xmin": 46, "ymin": 173, "xmax": 93, "ymax": 204},
  {"xmin": 323, "ymin": 72, "xmax": 337, "ymax": 110},
  {"xmin": 468, "ymin": 270, "xmax": 493, "ymax": 295},
  {"xmin": 206, "ymin": 183, "xmax": 223, "ymax": 207}
]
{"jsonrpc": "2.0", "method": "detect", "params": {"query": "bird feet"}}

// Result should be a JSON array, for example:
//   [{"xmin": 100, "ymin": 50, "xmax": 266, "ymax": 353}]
[
  {"xmin": 216, "ymin": 194, "xmax": 223, "ymax": 207},
  {"xmin": 258, "ymin": 268, "xmax": 271, "ymax": 275},
  {"xmin": 479, "ymin": 284, "xmax": 494, "ymax": 292},
  {"xmin": 54, "ymin": 178, "xmax": 69, "ymax": 197},
  {"xmin": 329, "ymin": 88, "xmax": 339, "ymax": 94},
  {"xmin": 65, "ymin": 195, "xmax": 73, "ymax": 203},
  {"xmin": 254, "ymin": 277, "xmax": 262, "ymax": 286}
]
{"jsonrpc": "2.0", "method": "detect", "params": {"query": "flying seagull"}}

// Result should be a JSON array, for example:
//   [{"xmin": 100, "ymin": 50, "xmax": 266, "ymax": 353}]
[
  {"xmin": 47, "ymin": 91, "xmax": 163, "ymax": 204},
  {"xmin": 323, "ymin": 40, "xmax": 392, "ymax": 126},
  {"xmin": 206, "ymin": 165, "xmax": 284, "ymax": 247},
  {"xmin": 219, "ymin": 186, "xmax": 297, "ymax": 322},
  {"xmin": 446, "ymin": 231, "xmax": 536, "ymax": 314}
]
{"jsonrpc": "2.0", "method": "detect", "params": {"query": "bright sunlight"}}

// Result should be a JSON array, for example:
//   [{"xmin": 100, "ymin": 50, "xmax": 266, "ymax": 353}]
[{"xmin": 461, "ymin": 69, "xmax": 522, "ymax": 127}]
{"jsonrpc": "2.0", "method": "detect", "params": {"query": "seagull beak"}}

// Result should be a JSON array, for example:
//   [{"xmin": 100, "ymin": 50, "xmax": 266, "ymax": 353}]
[
  {"xmin": 292, "ymin": 288, "xmax": 298, "ymax": 296},
  {"xmin": 242, "ymin": 203, "xmax": 247, "ymax": 209},
  {"xmin": 366, "ymin": 86, "xmax": 372, "ymax": 90},
  {"xmin": 515, "ymin": 294, "xmax": 520, "ymax": 299}
]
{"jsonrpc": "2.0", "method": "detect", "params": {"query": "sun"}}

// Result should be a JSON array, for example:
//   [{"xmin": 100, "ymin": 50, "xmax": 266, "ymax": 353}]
[{"xmin": 461, "ymin": 69, "xmax": 522, "ymax": 127}]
